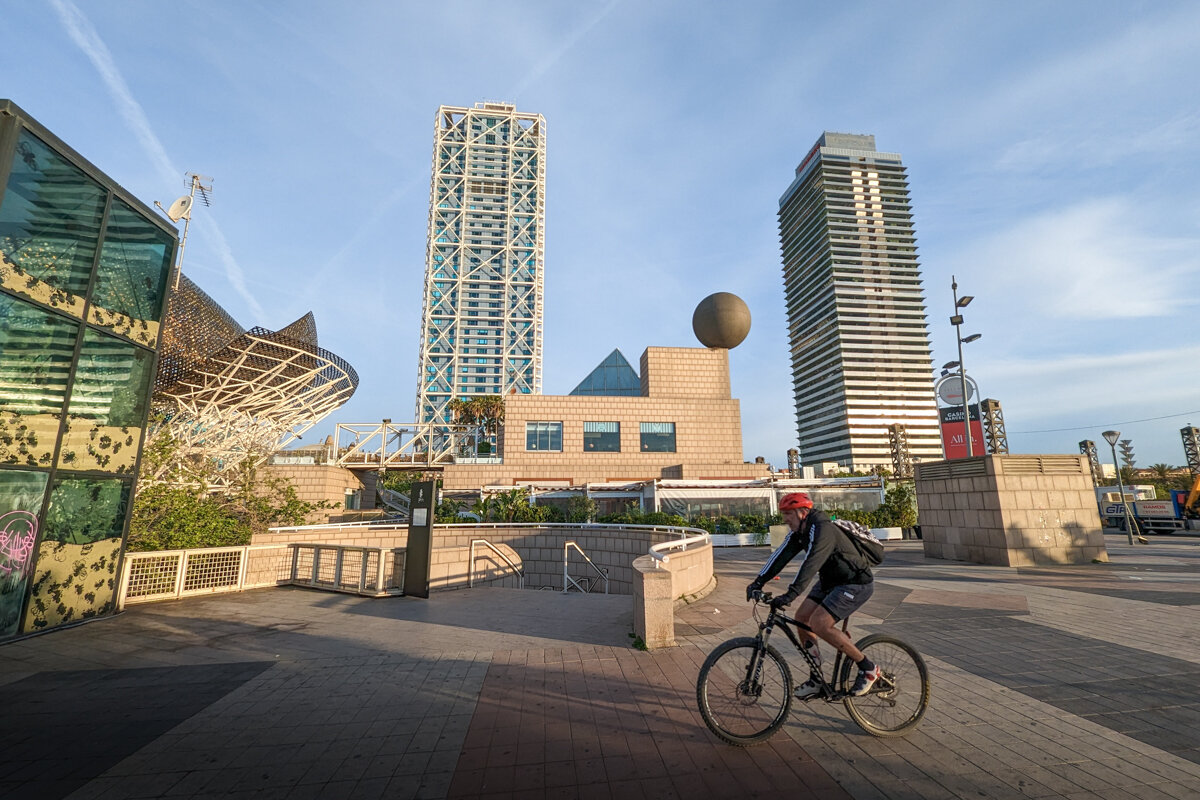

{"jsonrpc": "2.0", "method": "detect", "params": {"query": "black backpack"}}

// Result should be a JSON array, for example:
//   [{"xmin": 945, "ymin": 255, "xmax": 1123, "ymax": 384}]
[{"xmin": 831, "ymin": 518, "xmax": 885, "ymax": 567}]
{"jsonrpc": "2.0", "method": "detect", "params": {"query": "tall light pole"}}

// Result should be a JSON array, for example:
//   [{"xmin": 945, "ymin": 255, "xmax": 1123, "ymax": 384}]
[
  {"xmin": 1102, "ymin": 429, "xmax": 1135, "ymax": 546},
  {"xmin": 950, "ymin": 276, "xmax": 981, "ymax": 457}
]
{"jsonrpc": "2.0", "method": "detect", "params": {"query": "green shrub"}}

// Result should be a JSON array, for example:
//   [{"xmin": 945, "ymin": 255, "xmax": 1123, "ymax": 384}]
[
  {"xmin": 714, "ymin": 515, "xmax": 740, "ymax": 536},
  {"xmin": 566, "ymin": 495, "xmax": 598, "ymax": 523},
  {"xmin": 737, "ymin": 514, "xmax": 766, "ymax": 533}
]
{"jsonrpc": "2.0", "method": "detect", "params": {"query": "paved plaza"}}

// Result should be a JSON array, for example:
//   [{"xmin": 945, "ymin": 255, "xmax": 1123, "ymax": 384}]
[{"xmin": 3, "ymin": 534, "xmax": 1200, "ymax": 799}]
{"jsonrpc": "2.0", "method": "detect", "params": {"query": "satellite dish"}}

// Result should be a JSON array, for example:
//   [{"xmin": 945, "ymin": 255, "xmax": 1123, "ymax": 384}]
[{"xmin": 166, "ymin": 195, "xmax": 193, "ymax": 222}]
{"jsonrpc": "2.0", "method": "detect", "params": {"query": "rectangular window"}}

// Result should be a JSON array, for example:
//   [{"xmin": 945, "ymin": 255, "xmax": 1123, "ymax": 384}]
[
  {"xmin": 640, "ymin": 422, "xmax": 676, "ymax": 453},
  {"xmin": 525, "ymin": 421, "xmax": 562, "ymax": 452},
  {"xmin": 584, "ymin": 422, "xmax": 620, "ymax": 453}
]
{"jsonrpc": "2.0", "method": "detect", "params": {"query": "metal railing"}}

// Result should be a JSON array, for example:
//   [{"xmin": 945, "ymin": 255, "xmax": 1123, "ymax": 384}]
[
  {"xmin": 563, "ymin": 541, "xmax": 609, "ymax": 594},
  {"xmin": 288, "ymin": 544, "xmax": 404, "ymax": 597},
  {"xmin": 648, "ymin": 531, "xmax": 711, "ymax": 567},
  {"xmin": 469, "ymin": 539, "xmax": 524, "ymax": 589},
  {"xmin": 118, "ymin": 523, "xmax": 712, "ymax": 607}
]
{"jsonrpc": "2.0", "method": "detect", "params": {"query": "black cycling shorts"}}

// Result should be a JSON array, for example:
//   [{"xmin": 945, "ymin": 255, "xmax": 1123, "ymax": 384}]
[{"xmin": 806, "ymin": 580, "xmax": 873, "ymax": 621}]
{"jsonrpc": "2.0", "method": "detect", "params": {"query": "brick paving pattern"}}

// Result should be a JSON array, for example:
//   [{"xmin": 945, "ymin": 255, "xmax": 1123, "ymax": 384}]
[{"xmin": 2, "ymin": 535, "xmax": 1200, "ymax": 798}]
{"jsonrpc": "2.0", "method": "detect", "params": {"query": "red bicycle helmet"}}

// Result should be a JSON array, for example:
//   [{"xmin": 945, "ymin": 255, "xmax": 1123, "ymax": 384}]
[{"xmin": 778, "ymin": 492, "xmax": 813, "ymax": 511}]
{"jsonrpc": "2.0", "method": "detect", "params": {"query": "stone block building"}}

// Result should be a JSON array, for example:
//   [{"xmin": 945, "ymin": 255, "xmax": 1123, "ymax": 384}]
[{"xmin": 440, "ymin": 346, "xmax": 769, "ymax": 490}]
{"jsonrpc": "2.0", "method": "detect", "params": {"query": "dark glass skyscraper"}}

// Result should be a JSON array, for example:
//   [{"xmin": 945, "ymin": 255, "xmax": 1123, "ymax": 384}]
[{"xmin": 778, "ymin": 132, "xmax": 940, "ymax": 470}]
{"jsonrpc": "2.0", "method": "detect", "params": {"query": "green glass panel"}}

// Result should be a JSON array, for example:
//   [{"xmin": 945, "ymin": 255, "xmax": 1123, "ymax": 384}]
[
  {"xmin": 0, "ymin": 130, "xmax": 106, "ymax": 317},
  {"xmin": 90, "ymin": 197, "xmax": 173, "ymax": 347},
  {"xmin": 58, "ymin": 329, "xmax": 154, "ymax": 474},
  {"xmin": 25, "ymin": 475, "xmax": 130, "ymax": 631},
  {"xmin": 0, "ymin": 468, "xmax": 50, "ymax": 638},
  {"xmin": 0, "ymin": 293, "xmax": 79, "ymax": 467}
]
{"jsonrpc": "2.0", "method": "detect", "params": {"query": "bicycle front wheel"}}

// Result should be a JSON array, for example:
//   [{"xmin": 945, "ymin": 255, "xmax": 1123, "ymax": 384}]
[
  {"xmin": 838, "ymin": 633, "xmax": 930, "ymax": 737},
  {"xmin": 696, "ymin": 637, "xmax": 794, "ymax": 746}
]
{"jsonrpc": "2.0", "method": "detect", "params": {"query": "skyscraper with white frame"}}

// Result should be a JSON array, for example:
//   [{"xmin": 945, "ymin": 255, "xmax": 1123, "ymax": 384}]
[
  {"xmin": 416, "ymin": 102, "xmax": 546, "ymax": 423},
  {"xmin": 778, "ymin": 132, "xmax": 941, "ymax": 470}
]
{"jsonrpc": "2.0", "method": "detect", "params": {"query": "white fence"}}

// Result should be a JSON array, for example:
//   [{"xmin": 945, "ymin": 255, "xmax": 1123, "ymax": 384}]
[{"xmin": 117, "ymin": 543, "xmax": 405, "ymax": 608}]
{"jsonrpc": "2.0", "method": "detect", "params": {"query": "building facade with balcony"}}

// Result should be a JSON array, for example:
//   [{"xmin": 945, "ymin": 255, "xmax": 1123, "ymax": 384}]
[
  {"xmin": 416, "ymin": 102, "xmax": 546, "ymax": 425},
  {"xmin": 778, "ymin": 132, "xmax": 941, "ymax": 471}
]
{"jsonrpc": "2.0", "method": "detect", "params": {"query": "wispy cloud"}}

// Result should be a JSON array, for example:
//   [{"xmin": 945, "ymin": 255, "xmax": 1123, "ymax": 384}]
[
  {"xmin": 970, "ymin": 5, "xmax": 1200, "ymax": 133},
  {"xmin": 960, "ymin": 197, "xmax": 1200, "ymax": 321},
  {"xmin": 509, "ymin": 0, "xmax": 622, "ymax": 99},
  {"xmin": 995, "ymin": 112, "xmax": 1200, "ymax": 174},
  {"xmin": 48, "ymin": 0, "xmax": 266, "ymax": 321},
  {"xmin": 48, "ymin": 0, "xmax": 176, "ymax": 184}
]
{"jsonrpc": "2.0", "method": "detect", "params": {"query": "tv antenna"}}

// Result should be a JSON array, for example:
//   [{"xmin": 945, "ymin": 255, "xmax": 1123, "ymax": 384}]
[{"xmin": 155, "ymin": 173, "xmax": 213, "ymax": 290}]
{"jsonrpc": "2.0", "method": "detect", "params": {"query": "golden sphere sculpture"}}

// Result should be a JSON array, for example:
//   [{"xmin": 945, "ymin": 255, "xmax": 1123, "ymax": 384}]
[{"xmin": 692, "ymin": 292, "xmax": 751, "ymax": 349}]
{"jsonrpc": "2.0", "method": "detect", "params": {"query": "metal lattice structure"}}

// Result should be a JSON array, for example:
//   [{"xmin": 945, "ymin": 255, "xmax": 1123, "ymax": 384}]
[
  {"xmin": 1079, "ymin": 440, "xmax": 1103, "ymax": 486},
  {"xmin": 416, "ymin": 101, "xmax": 546, "ymax": 425},
  {"xmin": 786, "ymin": 448, "xmax": 801, "ymax": 478},
  {"xmin": 980, "ymin": 398, "xmax": 1009, "ymax": 454},
  {"xmin": 147, "ymin": 274, "xmax": 358, "ymax": 488},
  {"xmin": 1182, "ymin": 426, "xmax": 1200, "ymax": 477},
  {"xmin": 333, "ymin": 421, "xmax": 487, "ymax": 470},
  {"xmin": 1119, "ymin": 439, "xmax": 1135, "ymax": 470},
  {"xmin": 887, "ymin": 424, "xmax": 913, "ymax": 479}
]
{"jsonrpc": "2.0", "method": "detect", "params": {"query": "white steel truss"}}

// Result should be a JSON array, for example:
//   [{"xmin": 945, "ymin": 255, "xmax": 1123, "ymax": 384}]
[
  {"xmin": 333, "ymin": 421, "xmax": 490, "ymax": 470},
  {"xmin": 416, "ymin": 101, "xmax": 546, "ymax": 425},
  {"xmin": 149, "ymin": 329, "xmax": 358, "ymax": 490}
]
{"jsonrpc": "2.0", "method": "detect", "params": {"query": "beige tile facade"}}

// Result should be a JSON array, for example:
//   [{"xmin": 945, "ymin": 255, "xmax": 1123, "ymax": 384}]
[
  {"xmin": 915, "ymin": 454, "xmax": 1108, "ymax": 566},
  {"xmin": 262, "ymin": 464, "xmax": 367, "ymax": 523},
  {"xmin": 442, "ymin": 346, "xmax": 768, "ymax": 489}
]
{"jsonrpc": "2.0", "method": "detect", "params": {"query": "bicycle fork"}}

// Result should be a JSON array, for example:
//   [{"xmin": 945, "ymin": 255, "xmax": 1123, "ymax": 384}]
[{"xmin": 741, "ymin": 629, "xmax": 774, "ymax": 696}]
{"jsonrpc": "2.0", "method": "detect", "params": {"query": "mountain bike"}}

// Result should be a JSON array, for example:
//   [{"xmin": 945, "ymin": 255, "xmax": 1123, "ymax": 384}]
[{"xmin": 696, "ymin": 591, "xmax": 930, "ymax": 745}]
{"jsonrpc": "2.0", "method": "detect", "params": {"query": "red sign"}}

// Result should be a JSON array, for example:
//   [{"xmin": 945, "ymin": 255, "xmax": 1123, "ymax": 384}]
[{"xmin": 939, "ymin": 405, "xmax": 984, "ymax": 459}]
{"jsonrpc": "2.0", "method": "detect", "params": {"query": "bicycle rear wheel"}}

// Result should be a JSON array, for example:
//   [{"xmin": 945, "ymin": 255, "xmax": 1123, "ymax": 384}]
[
  {"xmin": 696, "ymin": 637, "xmax": 794, "ymax": 746},
  {"xmin": 838, "ymin": 634, "xmax": 930, "ymax": 737}
]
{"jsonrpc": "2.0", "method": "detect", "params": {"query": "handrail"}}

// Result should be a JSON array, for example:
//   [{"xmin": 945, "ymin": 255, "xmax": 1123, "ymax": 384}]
[
  {"xmin": 648, "ymin": 531, "xmax": 711, "ymax": 567},
  {"xmin": 468, "ymin": 539, "xmax": 524, "ymax": 589},
  {"xmin": 287, "ymin": 543, "xmax": 404, "ymax": 597},
  {"xmin": 267, "ymin": 520, "xmax": 710, "ymax": 535},
  {"xmin": 563, "ymin": 541, "xmax": 609, "ymax": 594}
]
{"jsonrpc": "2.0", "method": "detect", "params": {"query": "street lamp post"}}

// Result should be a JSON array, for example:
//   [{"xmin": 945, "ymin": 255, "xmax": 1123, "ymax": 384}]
[
  {"xmin": 1102, "ymin": 429, "xmax": 1135, "ymax": 546},
  {"xmin": 950, "ymin": 276, "xmax": 981, "ymax": 457}
]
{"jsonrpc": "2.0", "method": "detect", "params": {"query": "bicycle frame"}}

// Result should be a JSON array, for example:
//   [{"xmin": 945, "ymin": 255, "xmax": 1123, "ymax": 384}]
[{"xmin": 753, "ymin": 601, "xmax": 853, "ymax": 702}]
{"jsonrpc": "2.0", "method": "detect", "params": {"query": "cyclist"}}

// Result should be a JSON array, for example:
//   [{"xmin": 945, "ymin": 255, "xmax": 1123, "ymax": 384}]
[{"xmin": 745, "ymin": 492, "xmax": 880, "ymax": 699}]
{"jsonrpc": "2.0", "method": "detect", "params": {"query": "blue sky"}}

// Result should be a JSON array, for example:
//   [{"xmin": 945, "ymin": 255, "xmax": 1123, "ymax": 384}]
[{"xmin": 3, "ymin": 1, "xmax": 1199, "ymax": 469}]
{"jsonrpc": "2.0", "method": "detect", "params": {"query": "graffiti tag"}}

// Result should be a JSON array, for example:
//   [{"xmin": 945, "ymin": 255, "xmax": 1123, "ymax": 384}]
[{"xmin": 0, "ymin": 511, "xmax": 38, "ymax": 576}]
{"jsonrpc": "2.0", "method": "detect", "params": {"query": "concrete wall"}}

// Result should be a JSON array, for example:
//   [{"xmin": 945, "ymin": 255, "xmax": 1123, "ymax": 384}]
[
  {"xmin": 254, "ymin": 522, "xmax": 695, "ymax": 595},
  {"xmin": 632, "ymin": 541, "xmax": 714, "ymax": 649},
  {"xmin": 441, "ymin": 346, "xmax": 769, "ymax": 489},
  {"xmin": 262, "ymin": 464, "xmax": 366, "ymax": 524},
  {"xmin": 915, "ymin": 454, "xmax": 1108, "ymax": 566}
]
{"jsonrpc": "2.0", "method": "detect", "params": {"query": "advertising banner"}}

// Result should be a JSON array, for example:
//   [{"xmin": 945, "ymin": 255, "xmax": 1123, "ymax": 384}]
[{"xmin": 939, "ymin": 405, "xmax": 984, "ymax": 459}]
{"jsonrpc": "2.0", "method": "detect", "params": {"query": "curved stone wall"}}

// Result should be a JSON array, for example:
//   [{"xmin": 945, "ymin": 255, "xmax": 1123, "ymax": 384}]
[{"xmin": 255, "ymin": 522, "xmax": 704, "ymax": 596}]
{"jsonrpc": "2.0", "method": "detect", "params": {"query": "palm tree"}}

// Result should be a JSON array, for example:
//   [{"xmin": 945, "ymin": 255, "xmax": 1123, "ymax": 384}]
[
  {"xmin": 1149, "ymin": 463, "xmax": 1175, "ymax": 482},
  {"xmin": 447, "ymin": 398, "xmax": 477, "ymax": 426},
  {"xmin": 492, "ymin": 487, "xmax": 530, "ymax": 522},
  {"xmin": 474, "ymin": 395, "xmax": 505, "ymax": 436}
]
